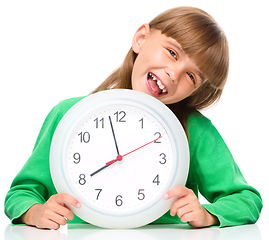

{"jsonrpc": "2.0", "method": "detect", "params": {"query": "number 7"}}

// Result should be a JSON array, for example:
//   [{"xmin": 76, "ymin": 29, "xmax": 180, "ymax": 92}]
[{"xmin": 95, "ymin": 189, "xmax": 102, "ymax": 200}]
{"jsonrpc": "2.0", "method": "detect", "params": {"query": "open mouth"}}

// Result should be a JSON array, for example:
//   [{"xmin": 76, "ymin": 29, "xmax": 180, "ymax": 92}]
[{"xmin": 147, "ymin": 72, "xmax": 168, "ymax": 96}]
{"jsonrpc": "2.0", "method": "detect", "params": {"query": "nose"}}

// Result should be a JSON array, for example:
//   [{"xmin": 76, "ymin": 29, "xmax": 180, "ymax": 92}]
[
  {"xmin": 165, "ymin": 65, "xmax": 182, "ymax": 84},
  {"xmin": 165, "ymin": 70, "xmax": 178, "ymax": 84}
]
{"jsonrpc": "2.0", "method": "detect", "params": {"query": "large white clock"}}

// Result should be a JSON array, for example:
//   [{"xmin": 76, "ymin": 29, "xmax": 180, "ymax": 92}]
[{"xmin": 50, "ymin": 89, "xmax": 189, "ymax": 228}]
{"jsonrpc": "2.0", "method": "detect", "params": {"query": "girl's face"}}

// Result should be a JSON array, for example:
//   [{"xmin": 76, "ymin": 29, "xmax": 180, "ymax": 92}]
[{"xmin": 131, "ymin": 24, "xmax": 204, "ymax": 105}]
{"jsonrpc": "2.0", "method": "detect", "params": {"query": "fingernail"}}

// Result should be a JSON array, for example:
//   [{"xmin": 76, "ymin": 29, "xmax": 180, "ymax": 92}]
[
  {"xmin": 170, "ymin": 212, "xmax": 175, "ymax": 217},
  {"xmin": 163, "ymin": 194, "xmax": 169, "ymax": 200},
  {"xmin": 77, "ymin": 203, "xmax": 81, "ymax": 208}
]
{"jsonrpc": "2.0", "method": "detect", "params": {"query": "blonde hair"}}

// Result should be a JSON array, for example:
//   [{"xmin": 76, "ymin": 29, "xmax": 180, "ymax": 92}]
[{"xmin": 92, "ymin": 7, "xmax": 229, "ymax": 133}]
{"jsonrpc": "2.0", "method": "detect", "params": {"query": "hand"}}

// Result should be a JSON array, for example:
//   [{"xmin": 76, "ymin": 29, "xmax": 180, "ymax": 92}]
[
  {"xmin": 163, "ymin": 186, "xmax": 219, "ymax": 228},
  {"xmin": 89, "ymin": 115, "xmax": 121, "ymax": 177},
  {"xmin": 109, "ymin": 116, "xmax": 120, "ymax": 155},
  {"xmin": 21, "ymin": 193, "xmax": 81, "ymax": 230},
  {"xmin": 90, "ymin": 136, "xmax": 162, "ymax": 177}
]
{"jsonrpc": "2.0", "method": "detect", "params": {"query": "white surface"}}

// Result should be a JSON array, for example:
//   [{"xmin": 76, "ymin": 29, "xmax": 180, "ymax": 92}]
[
  {"xmin": 3, "ymin": 224, "xmax": 263, "ymax": 240},
  {"xmin": 1, "ymin": 0, "xmax": 268, "ymax": 239}
]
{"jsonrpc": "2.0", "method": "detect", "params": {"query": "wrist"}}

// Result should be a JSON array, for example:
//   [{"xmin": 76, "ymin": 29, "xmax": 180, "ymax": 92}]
[
  {"xmin": 204, "ymin": 208, "xmax": 220, "ymax": 227},
  {"xmin": 21, "ymin": 204, "xmax": 42, "ymax": 226}
]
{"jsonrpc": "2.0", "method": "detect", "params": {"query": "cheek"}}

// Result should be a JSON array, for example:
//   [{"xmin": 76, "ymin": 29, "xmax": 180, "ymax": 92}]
[
  {"xmin": 131, "ymin": 67, "xmax": 145, "ymax": 92},
  {"xmin": 131, "ymin": 55, "xmax": 148, "ymax": 89},
  {"xmin": 180, "ymin": 80, "xmax": 198, "ymax": 95},
  {"xmin": 172, "ymin": 83, "xmax": 197, "ymax": 101},
  {"xmin": 131, "ymin": 64, "xmax": 140, "ymax": 90}
]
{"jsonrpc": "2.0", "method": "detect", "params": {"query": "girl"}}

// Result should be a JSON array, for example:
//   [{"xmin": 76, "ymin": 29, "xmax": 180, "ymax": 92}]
[{"xmin": 5, "ymin": 7, "xmax": 262, "ymax": 230}]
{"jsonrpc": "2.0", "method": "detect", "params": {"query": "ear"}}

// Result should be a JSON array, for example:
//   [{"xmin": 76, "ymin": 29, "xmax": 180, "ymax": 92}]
[{"xmin": 132, "ymin": 24, "xmax": 150, "ymax": 54}]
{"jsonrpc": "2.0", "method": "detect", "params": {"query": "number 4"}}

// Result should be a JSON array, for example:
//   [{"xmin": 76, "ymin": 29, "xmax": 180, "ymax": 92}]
[{"xmin": 153, "ymin": 175, "xmax": 160, "ymax": 185}]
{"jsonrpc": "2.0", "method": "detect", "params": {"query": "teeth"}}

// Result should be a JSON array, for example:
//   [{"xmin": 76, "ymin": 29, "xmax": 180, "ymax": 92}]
[
  {"xmin": 148, "ymin": 72, "xmax": 167, "ymax": 93},
  {"xmin": 149, "ymin": 73, "xmax": 157, "ymax": 81},
  {"xmin": 157, "ymin": 80, "xmax": 164, "ymax": 90}
]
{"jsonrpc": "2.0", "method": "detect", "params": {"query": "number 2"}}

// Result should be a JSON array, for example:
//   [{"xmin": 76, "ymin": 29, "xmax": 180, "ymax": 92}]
[{"xmin": 154, "ymin": 132, "xmax": 161, "ymax": 143}]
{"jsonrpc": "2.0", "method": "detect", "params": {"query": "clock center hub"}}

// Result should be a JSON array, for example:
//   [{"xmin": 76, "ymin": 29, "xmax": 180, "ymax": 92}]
[{"xmin": 117, "ymin": 155, "xmax": 123, "ymax": 161}]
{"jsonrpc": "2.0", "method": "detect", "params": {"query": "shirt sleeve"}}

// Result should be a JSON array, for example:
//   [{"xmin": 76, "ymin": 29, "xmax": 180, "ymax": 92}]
[
  {"xmin": 188, "ymin": 113, "xmax": 263, "ymax": 227},
  {"xmin": 4, "ymin": 103, "xmax": 66, "ymax": 224}
]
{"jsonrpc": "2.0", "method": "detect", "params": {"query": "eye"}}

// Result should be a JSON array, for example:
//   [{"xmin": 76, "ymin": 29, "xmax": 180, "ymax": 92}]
[
  {"xmin": 187, "ymin": 72, "xmax": 196, "ymax": 84},
  {"xmin": 168, "ymin": 49, "xmax": 177, "ymax": 60}
]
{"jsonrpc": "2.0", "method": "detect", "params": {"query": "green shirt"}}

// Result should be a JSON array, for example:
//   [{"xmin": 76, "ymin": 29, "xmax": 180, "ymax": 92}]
[{"xmin": 4, "ymin": 96, "xmax": 262, "ymax": 227}]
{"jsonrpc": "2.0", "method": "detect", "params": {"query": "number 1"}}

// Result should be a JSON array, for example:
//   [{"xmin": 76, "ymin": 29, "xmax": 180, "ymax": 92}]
[{"xmin": 139, "ymin": 118, "xmax": 143, "ymax": 129}]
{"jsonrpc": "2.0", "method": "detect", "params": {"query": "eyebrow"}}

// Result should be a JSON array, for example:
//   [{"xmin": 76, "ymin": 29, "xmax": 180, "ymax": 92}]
[
  {"xmin": 166, "ymin": 40, "xmax": 205, "ymax": 82},
  {"xmin": 166, "ymin": 40, "xmax": 185, "ymax": 55}
]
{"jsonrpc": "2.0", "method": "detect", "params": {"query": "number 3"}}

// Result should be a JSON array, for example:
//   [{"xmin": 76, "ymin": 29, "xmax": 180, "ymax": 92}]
[{"xmin": 159, "ymin": 153, "xmax": 166, "ymax": 164}]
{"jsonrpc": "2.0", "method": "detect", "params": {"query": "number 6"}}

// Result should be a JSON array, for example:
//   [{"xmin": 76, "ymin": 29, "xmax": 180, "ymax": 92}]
[{"xmin": 115, "ymin": 195, "xmax": 123, "ymax": 206}]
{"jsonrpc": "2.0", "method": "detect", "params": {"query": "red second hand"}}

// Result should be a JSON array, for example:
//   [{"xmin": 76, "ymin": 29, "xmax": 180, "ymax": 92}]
[
  {"xmin": 106, "ymin": 155, "xmax": 123, "ymax": 166},
  {"xmin": 105, "ymin": 136, "xmax": 162, "ymax": 166}
]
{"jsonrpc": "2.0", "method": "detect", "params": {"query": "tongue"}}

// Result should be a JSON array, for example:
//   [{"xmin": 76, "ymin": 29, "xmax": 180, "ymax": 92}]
[{"xmin": 148, "ymin": 79, "xmax": 161, "ymax": 94}]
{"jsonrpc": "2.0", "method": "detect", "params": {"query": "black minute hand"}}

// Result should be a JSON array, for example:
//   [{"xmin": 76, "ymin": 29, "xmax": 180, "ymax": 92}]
[{"xmin": 109, "ymin": 115, "xmax": 120, "ymax": 156}]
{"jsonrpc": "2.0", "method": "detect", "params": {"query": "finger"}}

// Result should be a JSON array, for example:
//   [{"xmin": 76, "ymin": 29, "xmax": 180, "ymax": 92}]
[
  {"xmin": 47, "ymin": 210, "xmax": 68, "ymax": 226},
  {"xmin": 170, "ymin": 197, "xmax": 190, "ymax": 216},
  {"xmin": 40, "ymin": 204, "xmax": 69, "ymax": 225},
  {"xmin": 170, "ymin": 192, "xmax": 198, "ymax": 216},
  {"xmin": 163, "ymin": 186, "xmax": 192, "ymax": 200},
  {"xmin": 44, "ymin": 219, "xmax": 61, "ymax": 230},
  {"xmin": 179, "ymin": 210, "xmax": 195, "ymax": 223},
  {"xmin": 36, "ymin": 211, "xmax": 62, "ymax": 230},
  {"xmin": 55, "ymin": 193, "xmax": 81, "ymax": 209},
  {"xmin": 36, "ymin": 219, "xmax": 60, "ymax": 230},
  {"xmin": 174, "ymin": 203, "xmax": 194, "ymax": 220},
  {"xmin": 54, "ymin": 203, "xmax": 75, "ymax": 221}
]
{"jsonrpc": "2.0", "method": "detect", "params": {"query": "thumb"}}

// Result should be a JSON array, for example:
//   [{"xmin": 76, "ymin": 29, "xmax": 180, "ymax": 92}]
[{"xmin": 163, "ymin": 186, "xmax": 190, "ymax": 200}]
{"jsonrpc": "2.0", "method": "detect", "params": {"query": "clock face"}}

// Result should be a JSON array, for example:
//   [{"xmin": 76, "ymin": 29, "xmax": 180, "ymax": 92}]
[
  {"xmin": 66, "ymin": 104, "xmax": 173, "ymax": 216},
  {"xmin": 50, "ymin": 89, "xmax": 189, "ymax": 228}
]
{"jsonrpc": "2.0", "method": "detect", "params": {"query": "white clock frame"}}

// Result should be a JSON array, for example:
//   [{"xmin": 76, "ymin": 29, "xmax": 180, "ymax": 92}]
[{"xmin": 50, "ymin": 89, "xmax": 189, "ymax": 228}]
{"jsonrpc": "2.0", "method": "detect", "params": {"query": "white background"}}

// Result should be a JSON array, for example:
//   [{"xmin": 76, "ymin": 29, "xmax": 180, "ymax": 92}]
[{"xmin": 0, "ymin": 0, "xmax": 268, "ymax": 238}]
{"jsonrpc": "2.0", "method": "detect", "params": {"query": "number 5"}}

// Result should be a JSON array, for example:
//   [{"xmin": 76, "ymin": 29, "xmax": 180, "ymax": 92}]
[{"xmin": 138, "ymin": 189, "xmax": 145, "ymax": 200}]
